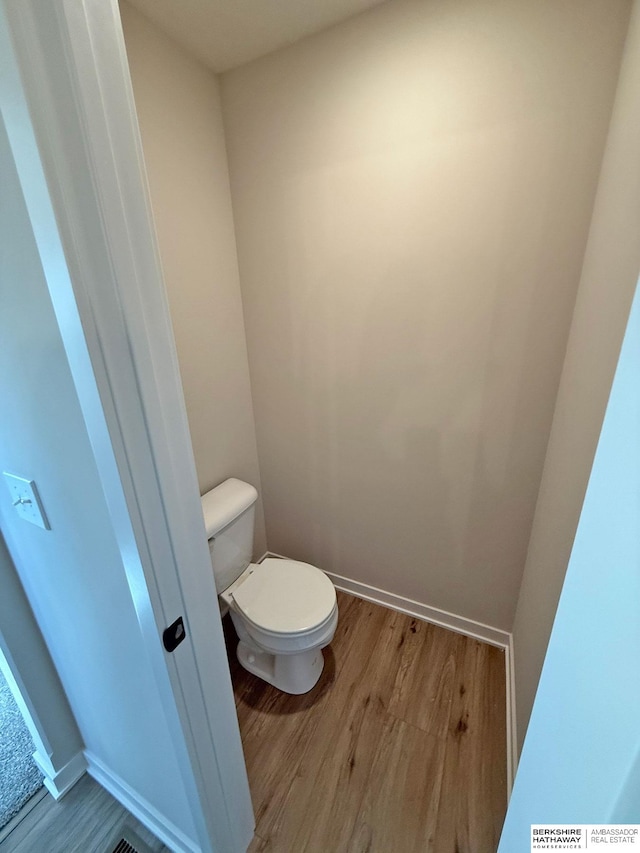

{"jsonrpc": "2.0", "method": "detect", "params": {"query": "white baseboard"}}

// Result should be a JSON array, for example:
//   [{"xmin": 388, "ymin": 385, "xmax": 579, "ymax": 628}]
[
  {"xmin": 505, "ymin": 635, "xmax": 518, "ymax": 797},
  {"xmin": 318, "ymin": 566, "xmax": 511, "ymax": 648},
  {"xmin": 33, "ymin": 749, "xmax": 86, "ymax": 800},
  {"xmin": 84, "ymin": 751, "xmax": 200, "ymax": 853},
  {"xmin": 265, "ymin": 552, "xmax": 517, "ymax": 798}
]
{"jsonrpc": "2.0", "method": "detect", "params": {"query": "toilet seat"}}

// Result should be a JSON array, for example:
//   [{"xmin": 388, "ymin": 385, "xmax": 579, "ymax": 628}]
[
  {"xmin": 232, "ymin": 557, "xmax": 336, "ymax": 636},
  {"xmin": 225, "ymin": 557, "xmax": 338, "ymax": 691}
]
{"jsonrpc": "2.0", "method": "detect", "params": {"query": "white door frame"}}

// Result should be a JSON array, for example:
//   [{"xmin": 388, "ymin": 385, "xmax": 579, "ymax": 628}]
[{"xmin": 1, "ymin": 2, "xmax": 253, "ymax": 851}]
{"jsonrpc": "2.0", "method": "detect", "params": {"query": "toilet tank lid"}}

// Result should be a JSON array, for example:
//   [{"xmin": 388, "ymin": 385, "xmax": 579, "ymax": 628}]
[{"xmin": 201, "ymin": 478, "xmax": 258, "ymax": 538}]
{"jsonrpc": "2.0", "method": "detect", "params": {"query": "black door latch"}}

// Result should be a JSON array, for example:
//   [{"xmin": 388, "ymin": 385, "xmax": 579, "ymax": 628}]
[{"xmin": 163, "ymin": 616, "xmax": 186, "ymax": 653}]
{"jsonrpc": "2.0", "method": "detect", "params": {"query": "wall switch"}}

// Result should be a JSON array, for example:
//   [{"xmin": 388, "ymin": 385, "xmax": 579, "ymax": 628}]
[{"xmin": 3, "ymin": 473, "xmax": 50, "ymax": 530}]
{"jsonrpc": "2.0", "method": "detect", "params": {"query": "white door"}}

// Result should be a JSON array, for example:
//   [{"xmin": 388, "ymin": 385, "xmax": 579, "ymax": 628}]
[{"xmin": 0, "ymin": 1, "xmax": 253, "ymax": 851}]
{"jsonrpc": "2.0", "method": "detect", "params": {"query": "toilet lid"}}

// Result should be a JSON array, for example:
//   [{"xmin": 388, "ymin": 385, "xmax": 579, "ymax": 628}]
[{"xmin": 232, "ymin": 558, "xmax": 336, "ymax": 635}]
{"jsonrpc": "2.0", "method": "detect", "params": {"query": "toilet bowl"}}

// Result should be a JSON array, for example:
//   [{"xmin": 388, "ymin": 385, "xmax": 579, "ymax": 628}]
[
  {"xmin": 222, "ymin": 559, "xmax": 338, "ymax": 694},
  {"xmin": 201, "ymin": 478, "xmax": 338, "ymax": 695}
]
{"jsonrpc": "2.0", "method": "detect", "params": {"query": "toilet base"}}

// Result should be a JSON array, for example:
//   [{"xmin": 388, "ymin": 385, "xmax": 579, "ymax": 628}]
[{"xmin": 236, "ymin": 640, "xmax": 324, "ymax": 694}]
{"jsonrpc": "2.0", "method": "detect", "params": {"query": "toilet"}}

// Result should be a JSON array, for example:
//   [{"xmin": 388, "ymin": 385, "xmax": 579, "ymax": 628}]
[{"xmin": 201, "ymin": 478, "xmax": 338, "ymax": 694}]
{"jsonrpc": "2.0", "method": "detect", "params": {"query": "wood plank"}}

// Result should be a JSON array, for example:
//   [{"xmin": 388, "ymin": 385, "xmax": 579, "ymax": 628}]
[
  {"xmin": 0, "ymin": 789, "xmax": 48, "ymax": 846},
  {"xmin": 247, "ymin": 832, "xmax": 271, "ymax": 852},
  {"xmin": 284, "ymin": 685, "xmax": 387, "ymax": 852},
  {"xmin": 347, "ymin": 715, "xmax": 446, "ymax": 853},
  {"xmin": 248, "ymin": 595, "xmax": 400, "ymax": 848},
  {"xmin": 388, "ymin": 617, "xmax": 461, "ymax": 739},
  {"xmin": 435, "ymin": 638, "xmax": 507, "ymax": 853},
  {"xmin": 0, "ymin": 774, "xmax": 167, "ymax": 853}
]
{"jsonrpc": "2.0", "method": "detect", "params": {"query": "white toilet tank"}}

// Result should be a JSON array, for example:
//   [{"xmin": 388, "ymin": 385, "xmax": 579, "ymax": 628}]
[{"xmin": 201, "ymin": 478, "xmax": 258, "ymax": 594}]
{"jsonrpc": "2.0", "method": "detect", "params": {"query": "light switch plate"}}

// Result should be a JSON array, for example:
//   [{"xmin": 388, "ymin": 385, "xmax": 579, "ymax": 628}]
[{"xmin": 3, "ymin": 473, "xmax": 50, "ymax": 530}]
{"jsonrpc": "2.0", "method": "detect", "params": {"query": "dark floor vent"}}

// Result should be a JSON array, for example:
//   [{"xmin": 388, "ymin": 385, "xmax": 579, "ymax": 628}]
[
  {"xmin": 111, "ymin": 840, "xmax": 138, "ymax": 853},
  {"xmin": 107, "ymin": 825, "xmax": 155, "ymax": 853}
]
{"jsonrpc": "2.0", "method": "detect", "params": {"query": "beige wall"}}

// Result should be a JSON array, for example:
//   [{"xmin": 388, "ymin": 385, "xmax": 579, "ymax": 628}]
[
  {"xmin": 221, "ymin": 0, "xmax": 630, "ymax": 629},
  {"xmin": 512, "ymin": 0, "xmax": 640, "ymax": 748},
  {"xmin": 120, "ymin": 2, "xmax": 266, "ymax": 555}
]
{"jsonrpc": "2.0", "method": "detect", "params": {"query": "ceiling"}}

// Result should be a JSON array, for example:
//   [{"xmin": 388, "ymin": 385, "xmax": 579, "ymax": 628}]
[{"xmin": 125, "ymin": 0, "xmax": 389, "ymax": 73}]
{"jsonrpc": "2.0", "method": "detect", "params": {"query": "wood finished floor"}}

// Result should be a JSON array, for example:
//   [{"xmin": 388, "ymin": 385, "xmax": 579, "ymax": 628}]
[
  {"xmin": 227, "ymin": 591, "xmax": 507, "ymax": 853},
  {"xmin": 0, "ymin": 774, "xmax": 168, "ymax": 853}
]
